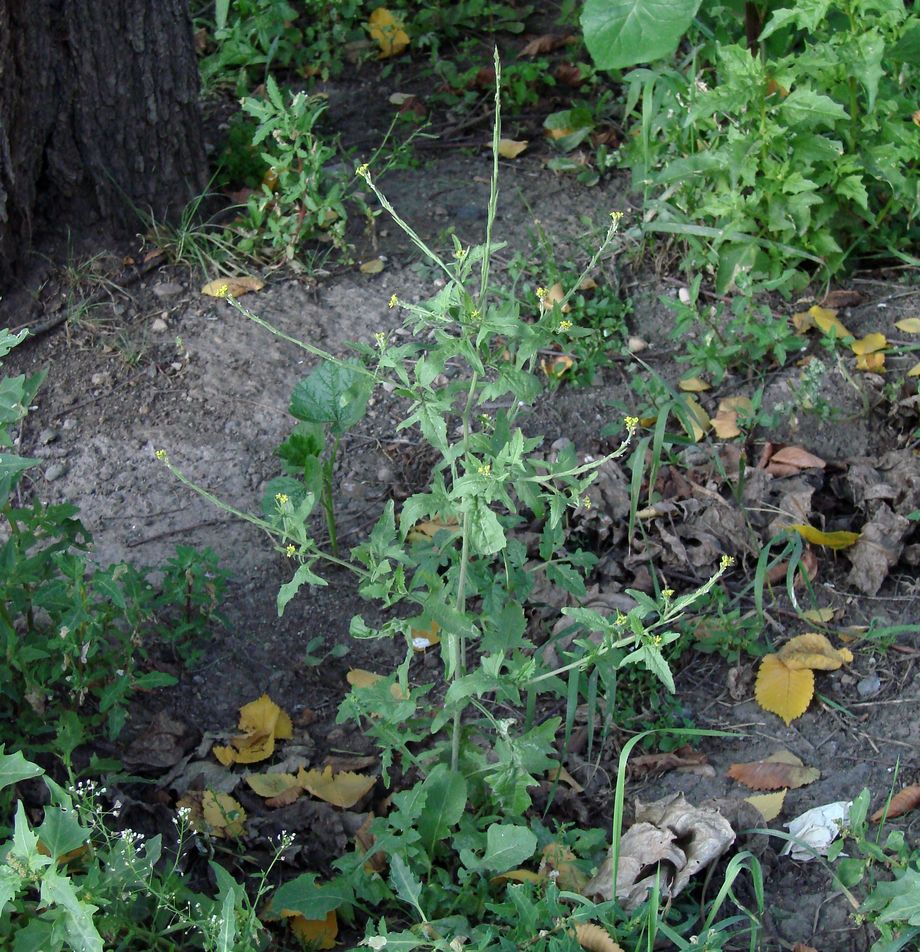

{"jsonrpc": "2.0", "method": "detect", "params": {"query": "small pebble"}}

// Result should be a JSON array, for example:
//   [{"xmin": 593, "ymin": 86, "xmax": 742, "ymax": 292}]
[
  {"xmin": 90, "ymin": 372, "xmax": 111, "ymax": 387},
  {"xmin": 152, "ymin": 281, "xmax": 183, "ymax": 300},
  {"xmin": 37, "ymin": 428, "xmax": 58, "ymax": 445},
  {"xmin": 44, "ymin": 462, "xmax": 68, "ymax": 481},
  {"xmin": 62, "ymin": 418, "xmax": 77, "ymax": 431},
  {"xmin": 151, "ymin": 317, "xmax": 169, "ymax": 333},
  {"xmin": 856, "ymin": 674, "xmax": 881, "ymax": 698}
]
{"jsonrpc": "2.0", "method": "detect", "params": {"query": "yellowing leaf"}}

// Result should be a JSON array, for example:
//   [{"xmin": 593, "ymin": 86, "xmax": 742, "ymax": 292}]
[
  {"xmin": 346, "ymin": 668, "xmax": 407, "ymax": 699},
  {"xmin": 367, "ymin": 7, "xmax": 409, "ymax": 58},
  {"xmin": 541, "ymin": 354, "xmax": 574, "ymax": 379},
  {"xmin": 908, "ymin": 361, "xmax": 920, "ymax": 377},
  {"xmin": 286, "ymin": 911, "xmax": 338, "ymax": 949},
  {"xmin": 709, "ymin": 395, "xmax": 753, "ymax": 439},
  {"xmin": 680, "ymin": 395, "xmax": 710, "ymax": 443},
  {"xmin": 545, "ymin": 282, "xmax": 570, "ymax": 313},
  {"xmin": 778, "ymin": 633, "xmax": 853, "ymax": 671},
  {"xmin": 811, "ymin": 305, "xmax": 852, "ymax": 338},
  {"xmin": 543, "ymin": 842, "xmax": 589, "ymax": 891},
  {"xmin": 201, "ymin": 791, "xmax": 246, "ymax": 839},
  {"xmin": 754, "ymin": 654, "xmax": 814, "ymax": 725},
  {"xmin": 801, "ymin": 607, "xmax": 835, "ymax": 624},
  {"xmin": 491, "ymin": 868, "xmax": 546, "ymax": 885},
  {"xmin": 679, "ymin": 376, "xmax": 711, "ymax": 392},
  {"xmin": 788, "ymin": 524, "xmax": 860, "ymax": 549},
  {"xmin": 411, "ymin": 620, "xmax": 440, "ymax": 651},
  {"xmin": 851, "ymin": 332, "xmax": 887, "ymax": 355},
  {"xmin": 359, "ymin": 257, "xmax": 385, "ymax": 274},
  {"xmin": 855, "ymin": 351, "xmax": 885, "ymax": 372},
  {"xmin": 201, "ymin": 276, "xmax": 264, "ymax": 298},
  {"xmin": 406, "ymin": 516, "xmax": 459, "ymax": 542},
  {"xmin": 298, "ymin": 765, "xmax": 376, "ymax": 808},
  {"xmin": 573, "ymin": 923, "xmax": 625, "ymax": 952},
  {"xmin": 245, "ymin": 772, "xmax": 300, "ymax": 798},
  {"xmin": 895, "ymin": 317, "xmax": 920, "ymax": 334},
  {"xmin": 239, "ymin": 694, "xmax": 293, "ymax": 741},
  {"xmin": 547, "ymin": 764, "xmax": 584, "ymax": 793},
  {"xmin": 498, "ymin": 138, "xmax": 529, "ymax": 159},
  {"xmin": 745, "ymin": 789, "xmax": 787, "ymax": 821}
]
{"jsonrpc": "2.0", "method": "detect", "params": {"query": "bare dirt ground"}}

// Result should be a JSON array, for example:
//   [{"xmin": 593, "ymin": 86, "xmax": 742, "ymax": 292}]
[{"xmin": 2, "ymin": 63, "xmax": 919, "ymax": 952}]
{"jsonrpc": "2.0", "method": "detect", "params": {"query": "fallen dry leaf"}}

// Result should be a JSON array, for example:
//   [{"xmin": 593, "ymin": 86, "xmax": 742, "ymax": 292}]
[
  {"xmin": 894, "ymin": 317, "xmax": 920, "ymax": 334},
  {"xmin": 745, "ymin": 789, "xmax": 787, "ymax": 821},
  {"xmin": 855, "ymin": 351, "xmax": 885, "ymax": 373},
  {"xmin": 541, "ymin": 353, "xmax": 574, "ymax": 379},
  {"xmin": 680, "ymin": 395, "xmax": 710, "ymax": 442},
  {"xmin": 851, "ymin": 332, "xmax": 887, "ymax": 355},
  {"xmin": 778, "ymin": 633, "xmax": 854, "ymax": 671},
  {"xmin": 870, "ymin": 784, "xmax": 920, "ymax": 822},
  {"xmin": 298, "ymin": 765, "xmax": 375, "ymax": 809},
  {"xmin": 629, "ymin": 745, "xmax": 708, "ymax": 778},
  {"xmin": 201, "ymin": 275, "xmax": 264, "ymax": 298},
  {"xmin": 791, "ymin": 304, "xmax": 853, "ymax": 338},
  {"xmin": 359, "ymin": 257, "xmax": 385, "ymax": 274},
  {"xmin": 497, "ymin": 138, "xmax": 529, "ymax": 159},
  {"xmin": 346, "ymin": 668, "xmax": 408, "ymax": 700},
  {"xmin": 543, "ymin": 282, "xmax": 570, "ymax": 313},
  {"xmin": 728, "ymin": 750, "xmax": 820, "ymax": 790},
  {"xmin": 754, "ymin": 655, "xmax": 814, "ymax": 725},
  {"xmin": 518, "ymin": 33, "xmax": 572, "ymax": 57},
  {"xmin": 405, "ymin": 515, "xmax": 460, "ymax": 543},
  {"xmin": 239, "ymin": 694, "xmax": 293, "ymax": 740},
  {"xmin": 286, "ymin": 910, "xmax": 338, "ymax": 950},
  {"xmin": 246, "ymin": 772, "xmax": 300, "ymax": 799},
  {"xmin": 491, "ymin": 868, "xmax": 546, "ymax": 885},
  {"xmin": 709, "ymin": 396, "xmax": 753, "ymax": 439},
  {"xmin": 573, "ymin": 923, "xmax": 624, "ymax": 952},
  {"xmin": 908, "ymin": 362, "xmax": 920, "ymax": 377},
  {"xmin": 679, "ymin": 376, "xmax": 711, "ymax": 393},
  {"xmin": 411, "ymin": 620, "xmax": 440, "ymax": 651},
  {"xmin": 542, "ymin": 842, "xmax": 588, "ymax": 891},
  {"xmin": 821, "ymin": 289, "xmax": 864, "ymax": 308},
  {"xmin": 554, "ymin": 63, "xmax": 585, "ymax": 87},
  {"xmin": 769, "ymin": 446, "xmax": 826, "ymax": 470},
  {"xmin": 197, "ymin": 790, "xmax": 246, "ymax": 839},
  {"xmin": 547, "ymin": 764, "xmax": 584, "ymax": 793},
  {"xmin": 367, "ymin": 7, "xmax": 409, "ymax": 58},
  {"xmin": 800, "ymin": 607, "xmax": 835, "ymax": 624}
]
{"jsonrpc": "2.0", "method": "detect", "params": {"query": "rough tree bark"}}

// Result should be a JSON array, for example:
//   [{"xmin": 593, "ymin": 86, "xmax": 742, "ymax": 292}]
[{"xmin": 0, "ymin": 0, "xmax": 206, "ymax": 288}]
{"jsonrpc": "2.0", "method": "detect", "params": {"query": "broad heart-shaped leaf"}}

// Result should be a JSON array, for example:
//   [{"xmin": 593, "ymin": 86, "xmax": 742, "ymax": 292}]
[
  {"xmin": 477, "ymin": 824, "xmax": 538, "ymax": 873},
  {"xmin": 289, "ymin": 361, "xmax": 372, "ymax": 436},
  {"xmin": 269, "ymin": 873, "xmax": 355, "ymax": 919},
  {"xmin": 417, "ymin": 766, "xmax": 468, "ymax": 857},
  {"xmin": 755, "ymin": 654, "xmax": 814, "ymax": 725},
  {"xmin": 36, "ymin": 805, "xmax": 90, "ymax": 860},
  {"xmin": 582, "ymin": 0, "xmax": 703, "ymax": 69},
  {"xmin": 0, "ymin": 746, "xmax": 43, "ymax": 792}
]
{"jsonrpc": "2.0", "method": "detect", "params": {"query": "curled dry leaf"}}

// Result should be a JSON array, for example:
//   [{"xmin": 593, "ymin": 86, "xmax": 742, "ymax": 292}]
[
  {"xmin": 769, "ymin": 446, "xmax": 826, "ymax": 470},
  {"xmin": 778, "ymin": 633, "xmax": 853, "ymax": 671},
  {"xmin": 792, "ymin": 945, "xmax": 820, "ymax": 952},
  {"xmin": 788, "ymin": 523, "xmax": 860, "ymax": 549},
  {"xmin": 728, "ymin": 750, "xmax": 820, "ymax": 791},
  {"xmin": 629, "ymin": 745, "xmax": 708, "ymax": 778},
  {"xmin": 791, "ymin": 304, "xmax": 853, "ymax": 338},
  {"xmin": 821, "ymin": 289, "xmax": 864, "ymax": 309},
  {"xmin": 755, "ymin": 655, "xmax": 814, "ymax": 725},
  {"xmin": 518, "ymin": 33, "xmax": 573, "ymax": 57},
  {"xmin": 678, "ymin": 376, "xmax": 711, "ymax": 393},
  {"xmin": 298, "ymin": 765, "xmax": 375, "ymax": 809},
  {"xmin": 870, "ymin": 784, "xmax": 920, "ymax": 823},
  {"xmin": 554, "ymin": 63, "xmax": 585, "ymax": 87},
  {"xmin": 542, "ymin": 842, "xmax": 588, "ymax": 891},
  {"xmin": 541, "ymin": 353, "xmax": 574, "ymax": 379},
  {"xmin": 497, "ymin": 138, "xmax": 529, "ymax": 159},
  {"xmin": 573, "ymin": 923, "xmax": 624, "ymax": 952},
  {"xmin": 201, "ymin": 275, "xmax": 264, "ymax": 298}
]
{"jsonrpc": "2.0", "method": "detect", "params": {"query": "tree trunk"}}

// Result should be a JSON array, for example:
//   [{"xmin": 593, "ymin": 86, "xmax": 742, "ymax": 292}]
[{"xmin": 0, "ymin": 0, "xmax": 205, "ymax": 288}]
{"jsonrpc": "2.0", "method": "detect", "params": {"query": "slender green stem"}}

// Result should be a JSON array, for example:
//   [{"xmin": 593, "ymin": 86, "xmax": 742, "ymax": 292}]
[{"xmin": 323, "ymin": 435, "xmax": 340, "ymax": 555}]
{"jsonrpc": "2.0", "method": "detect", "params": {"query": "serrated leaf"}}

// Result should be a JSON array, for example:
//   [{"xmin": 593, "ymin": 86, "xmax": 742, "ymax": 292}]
[
  {"xmin": 201, "ymin": 791, "xmax": 247, "ymax": 839},
  {"xmin": 755, "ymin": 654, "xmax": 814, "ymax": 725},
  {"xmin": 390, "ymin": 853, "xmax": 423, "ymax": 909},
  {"xmin": 788, "ymin": 524, "xmax": 860, "ymax": 549},
  {"xmin": 418, "ymin": 766, "xmax": 467, "ymax": 856},
  {"xmin": 729, "ymin": 750, "xmax": 820, "ymax": 790},
  {"xmin": 745, "ymin": 789, "xmax": 787, "ymax": 821},
  {"xmin": 778, "ymin": 633, "xmax": 853, "ymax": 671},
  {"xmin": 270, "ymin": 873, "xmax": 355, "ymax": 919}
]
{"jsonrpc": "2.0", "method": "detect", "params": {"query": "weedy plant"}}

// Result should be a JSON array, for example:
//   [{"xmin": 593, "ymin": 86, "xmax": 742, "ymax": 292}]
[
  {"xmin": 584, "ymin": 0, "xmax": 920, "ymax": 291},
  {"xmin": 0, "ymin": 329, "xmax": 226, "ymax": 753},
  {"xmin": 158, "ymin": 58, "xmax": 763, "ymax": 948},
  {"xmin": 0, "ymin": 749, "xmax": 276, "ymax": 951}
]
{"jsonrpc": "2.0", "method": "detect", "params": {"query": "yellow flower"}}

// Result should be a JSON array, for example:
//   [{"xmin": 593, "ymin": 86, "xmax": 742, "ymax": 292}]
[
  {"xmin": 536, "ymin": 286, "xmax": 548, "ymax": 301},
  {"xmin": 720, "ymin": 554, "xmax": 735, "ymax": 570},
  {"xmin": 582, "ymin": 495, "xmax": 591, "ymax": 510},
  {"xmin": 477, "ymin": 463, "xmax": 491, "ymax": 477},
  {"xmin": 662, "ymin": 588, "xmax": 674, "ymax": 601},
  {"xmin": 374, "ymin": 331, "xmax": 387, "ymax": 349},
  {"xmin": 624, "ymin": 415, "xmax": 639, "ymax": 433},
  {"xmin": 275, "ymin": 492, "xmax": 289, "ymax": 506},
  {"xmin": 154, "ymin": 449, "xmax": 168, "ymax": 462},
  {"xmin": 557, "ymin": 320, "xmax": 573, "ymax": 332},
  {"xmin": 215, "ymin": 284, "xmax": 230, "ymax": 299},
  {"xmin": 388, "ymin": 294, "xmax": 398, "ymax": 309},
  {"xmin": 355, "ymin": 163, "xmax": 370, "ymax": 180},
  {"xmin": 469, "ymin": 308, "xmax": 481, "ymax": 321},
  {"xmin": 609, "ymin": 210, "xmax": 624, "ymax": 226},
  {"xmin": 285, "ymin": 544, "xmax": 296, "ymax": 557},
  {"xmin": 454, "ymin": 246, "xmax": 468, "ymax": 260}
]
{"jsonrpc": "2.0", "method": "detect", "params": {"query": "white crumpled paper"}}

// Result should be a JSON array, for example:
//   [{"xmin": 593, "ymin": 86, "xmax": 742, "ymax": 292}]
[{"xmin": 781, "ymin": 800, "xmax": 851, "ymax": 861}]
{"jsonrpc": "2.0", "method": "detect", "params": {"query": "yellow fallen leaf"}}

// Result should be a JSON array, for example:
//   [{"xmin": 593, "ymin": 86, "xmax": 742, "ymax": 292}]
[
  {"xmin": 411, "ymin": 620, "xmax": 440, "ymax": 651},
  {"xmin": 543, "ymin": 842, "xmax": 589, "ymax": 891},
  {"xmin": 851, "ymin": 332, "xmax": 887, "ymax": 355},
  {"xmin": 286, "ymin": 910, "xmax": 338, "ymax": 949},
  {"xmin": 908, "ymin": 362, "xmax": 920, "ymax": 377},
  {"xmin": 801, "ymin": 607, "xmax": 835, "ymax": 624},
  {"xmin": 359, "ymin": 257, "xmax": 385, "ymax": 274},
  {"xmin": 573, "ymin": 923, "xmax": 625, "ymax": 952},
  {"xmin": 498, "ymin": 138, "xmax": 528, "ymax": 159},
  {"xmin": 239, "ymin": 694, "xmax": 293, "ymax": 741},
  {"xmin": 367, "ymin": 7, "xmax": 409, "ymax": 58},
  {"xmin": 679, "ymin": 376, "xmax": 711, "ymax": 392},
  {"xmin": 547, "ymin": 764, "xmax": 584, "ymax": 793},
  {"xmin": 490, "ymin": 868, "xmax": 546, "ymax": 885},
  {"xmin": 201, "ymin": 276, "xmax": 264, "ymax": 298},
  {"xmin": 201, "ymin": 791, "xmax": 246, "ymax": 839},
  {"xmin": 298, "ymin": 765, "xmax": 376, "ymax": 808},
  {"xmin": 545, "ymin": 282, "xmax": 570, "ymax": 313},
  {"xmin": 710, "ymin": 409, "xmax": 741, "ymax": 439},
  {"xmin": 245, "ymin": 772, "xmax": 300, "ymax": 798},
  {"xmin": 406, "ymin": 516, "xmax": 459, "ymax": 543},
  {"xmin": 778, "ymin": 633, "xmax": 853, "ymax": 671},
  {"xmin": 755, "ymin": 654, "xmax": 814, "ymax": 725},
  {"xmin": 679, "ymin": 395, "xmax": 710, "ymax": 443},
  {"xmin": 811, "ymin": 305, "xmax": 852, "ymax": 338},
  {"xmin": 541, "ymin": 354, "xmax": 574, "ymax": 379},
  {"xmin": 346, "ymin": 668, "xmax": 382, "ymax": 689},
  {"xmin": 855, "ymin": 351, "xmax": 885, "ymax": 372},
  {"xmin": 895, "ymin": 317, "xmax": 920, "ymax": 334},
  {"xmin": 788, "ymin": 524, "xmax": 860, "ymax": 549},
  {"xmin": 746, "ymin": 789, "xmax": 787, "ymax": 821}
]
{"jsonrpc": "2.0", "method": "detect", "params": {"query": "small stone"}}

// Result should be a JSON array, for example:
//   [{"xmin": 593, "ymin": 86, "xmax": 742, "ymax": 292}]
[
  {"xmin": 151, "ymin": 317, "xmax": 168, "ymax": 333},
  {"xmin": 44, "ymin": 462, "xmax": 68, "ymax": 481},
  {"xmin": 90, "ymin": 372, "xmax": 112, "ymax": 387},
  {"xmin": 376, "ymin": 465, "xmax": 394, "ymax": 483},
  {"xmin": 62, "ymin": 418, "xmax": 77, "ymax": 431},
  {"xmin": 856, "ymin": 674, "xmax": 881, "ymax": 698},
  {"xmin": 37, "ymin": 428, "xmax": 58, "ymax": 445},
  {"xmin": 152, "ymin": 281, "xmax": 183, "ymax": 300}
]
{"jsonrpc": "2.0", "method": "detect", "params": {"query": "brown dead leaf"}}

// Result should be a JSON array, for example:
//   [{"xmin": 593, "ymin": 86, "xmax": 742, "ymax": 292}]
[
  {"xmin": 766, "ymin": 547, "xmax": 818, "ymax": 586},
  {"xmin": 573, "ymin": 923, "xmax": 624, "ymax": 952},
  {"xmin": 792, "ymin": 944, "xmax": 819, "ymax": 952},
  {"xmin": 547, "ymin": 764, "xmax": 585, "ymax": 793},
  {"xmin": 298, "ymin": 765, "xmax": 375, "ymax": 809},
  {"xmin": 554, "ymin": 63, "xmax": 585, "ymax": 87},
  {"xmin": 405, "ymin": 516, "xmax": 459, "ymax": 543},
  {"xmin": 541, "ymin": 353, "xmax": 574, "ymax": 379},
  {"xmin": 727, "ymin": 750, "xmax": 820, "ymax": 790},
  {"xmin": 630, "ymin": 745, "xmax": 708, "ymax": 778},
  {"xmin": 356, "ymin": 812, "xmax": 387, "ymax": 873},
  {"xmin": 679, "ymin": 376, "xmax": 711, "ymax": 393},
  {"xmin": 286, "ymin": 910, "xmax": 338, "ymax": 949},
  {"xmin": 122, "ymin": 712, "xmax": 197, "ymax": 769},
  {"xmin": 518, "ymin": 33, "xmax": 573, "ymax": 57},
  {"xmin": 769, "ymin": 446, "xmax": 826, "ymax": 470},
  {"xmin": 871, "ymin": 784, "xmax": 920, "ymax": 822},
  {"xmin": 324, "ymin": 753, "xmax": 377, "ymax": 772},
  {"xmin": 543, "ymin": 842, "xmax": 589, "ymax": 891},
  {"xmin": 821, "ymin": 289, "xmax": 864, "ymax": 309},
  {"xmin": 265, "ymin": 785, "xmax": 304, "ymax": 809}
]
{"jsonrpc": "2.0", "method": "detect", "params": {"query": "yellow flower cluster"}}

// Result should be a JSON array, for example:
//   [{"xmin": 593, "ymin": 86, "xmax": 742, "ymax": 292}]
[
  {"xmin": 624, "ymin": 416, "xmax": 639, "ymax": 433},
  {"xmin": 557, "ymin": 320, "xmax": 573, "ymax": 332},
  {"xmin": 388, "ymin": 294, "xmax": 398, "ymax": 309},
  {"xmin": 477, "ymin": 463, "xmax": 491, "ymax": 477}
]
